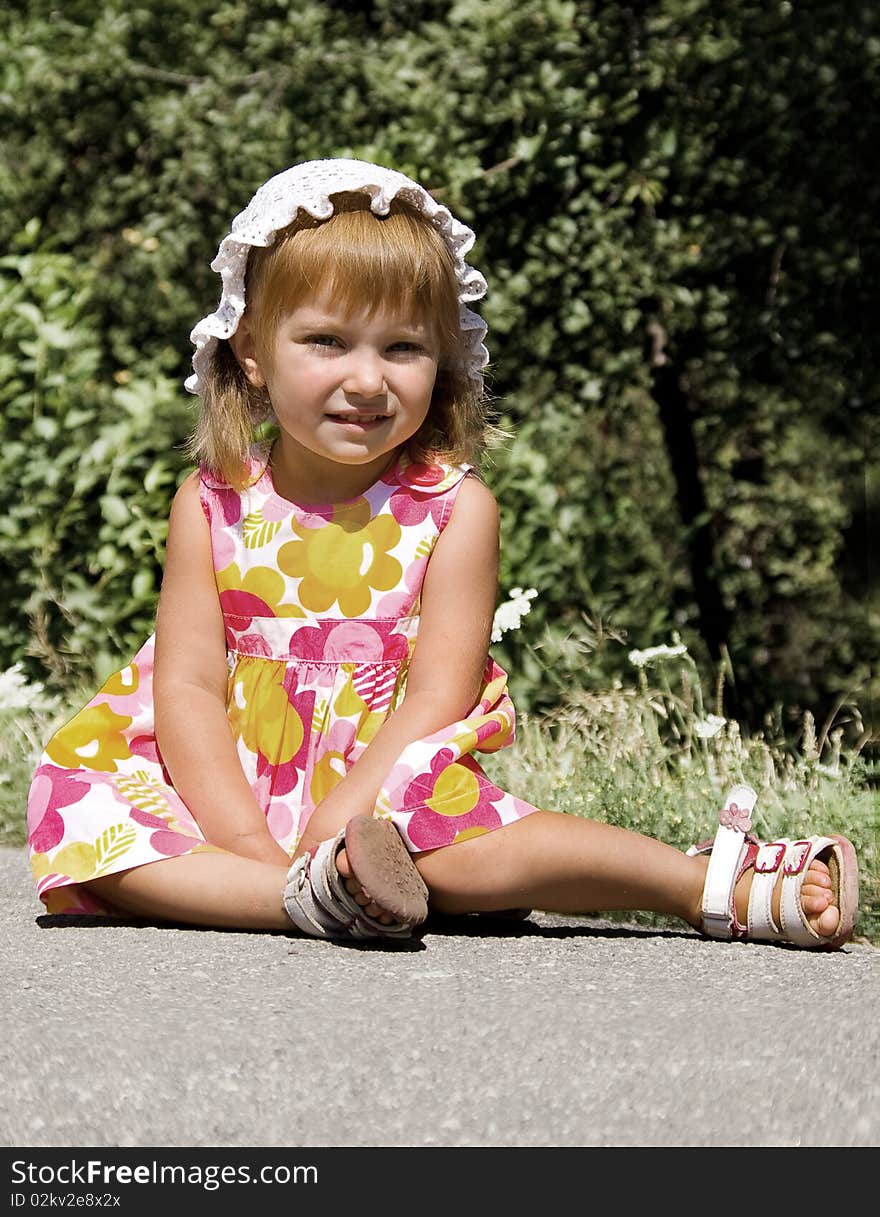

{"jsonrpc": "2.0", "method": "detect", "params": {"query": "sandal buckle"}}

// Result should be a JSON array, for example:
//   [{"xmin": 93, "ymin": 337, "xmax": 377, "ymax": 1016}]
[
  {"xmin": 755, "ymin": 842, "xmax": 786, "ymax": 873},
  {"xmin": 784, "ymin": 840, "xmax": 812, "ymax": 876}
]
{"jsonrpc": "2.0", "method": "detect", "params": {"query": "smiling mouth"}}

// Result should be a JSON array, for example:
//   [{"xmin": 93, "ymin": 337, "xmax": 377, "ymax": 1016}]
[{"xmin": 326, "ymin": 414, "xmax": 390, "ymax": 424}]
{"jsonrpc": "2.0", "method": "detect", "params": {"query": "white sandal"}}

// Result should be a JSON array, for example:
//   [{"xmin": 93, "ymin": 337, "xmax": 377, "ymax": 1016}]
[
  {"xmin": 687, "ymin": 784, "xmax": 859, "ymax": 950},
  {"xmin": 283, "ymin": 815, "xmax": 429, "ymax": 941}
]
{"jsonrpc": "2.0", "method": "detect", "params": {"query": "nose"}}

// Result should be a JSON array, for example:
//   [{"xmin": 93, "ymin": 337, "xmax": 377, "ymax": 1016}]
[{"xmin": 341, "ymin": 348, "xmax": 387, "ymax": 399}]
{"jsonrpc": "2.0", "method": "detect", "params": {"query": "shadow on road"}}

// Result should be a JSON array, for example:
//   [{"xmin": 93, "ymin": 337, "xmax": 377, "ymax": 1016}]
[{"xmin": 34, "ymin": 909, "xmax": 698, "ymax": 948}]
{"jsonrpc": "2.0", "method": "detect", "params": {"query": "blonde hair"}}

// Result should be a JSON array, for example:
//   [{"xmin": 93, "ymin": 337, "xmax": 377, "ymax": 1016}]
[{"xmin": 189, "ymin": 193, "xmax": 491, "ymax": 487}]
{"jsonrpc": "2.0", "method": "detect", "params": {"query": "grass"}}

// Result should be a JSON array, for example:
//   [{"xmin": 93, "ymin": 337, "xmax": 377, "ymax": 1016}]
[
  {"xmin": 3, "ymin": 654, "xmax": 878, "ymax": 943},
  {"xmin": 482, "ymin": 670, "xmax": 879, "ymax": 943}
]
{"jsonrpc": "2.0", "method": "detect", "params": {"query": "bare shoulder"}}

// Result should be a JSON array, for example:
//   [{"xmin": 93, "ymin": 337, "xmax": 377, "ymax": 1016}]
[
  {"xmin": 164, "ymin": 470, "xmax": 211, "ymax": 549},
  {"xmin": 169, "ymin": 468, "xmax": 205, "ymax": 516},
  {"xmin": 444, "ymin": 473, "xmax": 500, "ymax": 534}
]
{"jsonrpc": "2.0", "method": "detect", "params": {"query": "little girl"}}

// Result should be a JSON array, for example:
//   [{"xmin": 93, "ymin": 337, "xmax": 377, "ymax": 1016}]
[{"xmin": 27, "ymin": 158, "xmax": 858, "ymax": 949}]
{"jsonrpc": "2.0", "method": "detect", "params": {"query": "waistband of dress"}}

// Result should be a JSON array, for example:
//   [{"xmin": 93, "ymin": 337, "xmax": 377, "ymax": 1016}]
[{"xmin": 224, "ymin": 613, "xmax": 420, "ymax": 662}]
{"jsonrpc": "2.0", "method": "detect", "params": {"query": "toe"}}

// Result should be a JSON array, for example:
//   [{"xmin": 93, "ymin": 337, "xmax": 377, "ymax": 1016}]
[
  {"xmin": 810, "ymin": 902, "xmax": 841, "ymax": 937},
  {"xmin": 800, "ymin": 881, "xmax": 832, "ymax": 911},
  {"xmin": 802, "ymin": 862, "xmax": 839, "ymax": 937},
  {"xmin": 806, "ymin": 858, "xmax": 832, "ymax": 886},
  {"xmin": 337, "ymin": 848, "xmax": 397, "ymax": 924}
]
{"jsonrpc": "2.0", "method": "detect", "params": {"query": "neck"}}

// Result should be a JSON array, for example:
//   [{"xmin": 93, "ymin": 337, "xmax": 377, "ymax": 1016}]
[{"xmin": 268, "ymin": 439, "xmax": 402, "ymax": 505}]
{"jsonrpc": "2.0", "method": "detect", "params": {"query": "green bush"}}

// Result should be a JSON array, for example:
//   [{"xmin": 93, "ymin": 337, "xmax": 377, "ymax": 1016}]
[
  {"xmin": 1, "ymin": 0, "xmax": 876, "ymax": 745},
  {"xmin": 0, "ymin": 225, "xmax": 192, "ymax": 691}
]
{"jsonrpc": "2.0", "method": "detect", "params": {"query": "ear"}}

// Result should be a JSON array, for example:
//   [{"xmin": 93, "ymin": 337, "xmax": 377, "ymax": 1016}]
[{"xmin": 228, "ymin": 316, "xmax": 267, "ymax": 388}]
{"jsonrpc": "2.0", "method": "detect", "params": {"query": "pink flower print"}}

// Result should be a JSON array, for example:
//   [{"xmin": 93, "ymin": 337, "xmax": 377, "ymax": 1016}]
[
  {"xmin": 314, "ymin": 717, "xmax": 359, "ymax": 765},
  {"xmin": 233, "ymin": 633, "xmax": 274, "ymax": 658},
  {"xmin": 99, "ymin": 651, "xmax": 155, "ymax": 719},
  {"xmin": 396, "ymin": 462, "xmax": 446, "ymax": 491},
  {"xmin": 290, "ymin": 619, "xmax": 408, "ymax": 665},
  {"xmin": 266, "ymin": 799, "xmax": 296, "ymax": 847},
  {"xmin": 402, "ymin": 752, "xmax": 505, "ymax": 850},
  {"xmin": 27, "ymin": 765, "xmax": 122, "ymax": 844},
  {"xmin": 149, "ymin": 829, "xmax": 203, "ymax": 856},
  {"xmin": 26, "ymin": 766, "xmax": 89, "ymax": 852},
  {"xmin": 29, "ymin": 805, "xmax": 66, "ymax": 854},
  {"xmin": 373, "ymin": 588, "xmax": 420, "ymax": 618},
  {"xmin": 213, "ymin": 485, "xmax": 243, "ymax": 527},
  {"xmin": 719, "ymin": 800, "xmax": 753, "ymax": 833},
  {"xmin": 374, "ymin": 545, "xmax": 430, "ymax": 618},
  {"xmin": 220, "ymin": 588, "xmax": 276, "ymax": 621},
  {"xmin": 388, "ymin": 485, "xmax": 447, "ymax": 527},
  {"xmin": 128, "ymin": 734, "xmax": 172, "ymax": 777},
  {"xmin": 211, "ymin": 525, "xmax": 237, "ymax": 571},
  {"xmin": 254, "ymin": 744, "xmax": 304, "ymax": 799}
]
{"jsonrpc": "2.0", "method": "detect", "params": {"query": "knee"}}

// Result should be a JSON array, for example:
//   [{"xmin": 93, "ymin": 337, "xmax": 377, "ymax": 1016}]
[{"xmin": 413, "ymin": 843, "xmax": 488, "ymax": 915}]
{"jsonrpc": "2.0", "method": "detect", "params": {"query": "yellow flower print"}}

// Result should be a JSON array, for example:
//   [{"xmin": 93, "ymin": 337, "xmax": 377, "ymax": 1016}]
[
  {"xmin": 228, "ymin": 665, "xmax": 305, "ymax": 764},
  {"xmin": 102, "ymin": 663, "xmax": 140, "ymax": 698},
  {"xmin": 426, "ymin": 762, "xmax": 482, "ymax": 817},
  {"xmin": 216, "ymin": 561, "xmax": 306, "ymax": 618},
  {"xmin": 32, "ymin": 823, "xmax": 139, "ymax": 884},
  {"xmin": 277, "ymin": 500, "xmax": 401, "ymax": 617},
  {"xmin": 452, "ymin": 825, "xmax": 490, "ymax": 843},
  {"xmin": 310, "ymin": 750, "xmax": 347, "ymax": 806},
  {"xmin": 445, "ymin": 711, "xmax": 513, "ymax": 758},
  {"xmin": 45, "ymin": 703, "xmax": 133, "ymax": 772}
]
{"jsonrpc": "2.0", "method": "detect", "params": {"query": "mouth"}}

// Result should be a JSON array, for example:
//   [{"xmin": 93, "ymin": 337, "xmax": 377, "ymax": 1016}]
[{"xmin": 325, "ymin": 413, "xmax": 391, "ymax": 428}]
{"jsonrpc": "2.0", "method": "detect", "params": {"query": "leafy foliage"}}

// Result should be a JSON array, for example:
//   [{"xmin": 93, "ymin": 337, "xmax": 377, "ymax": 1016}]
[
  {"xmin": 1, "ymin": 0, "xmax": 876, "ymax": 746},
  {"xmin": 0, "ymin": 227, "xmax": 191, "ymax": 688}
]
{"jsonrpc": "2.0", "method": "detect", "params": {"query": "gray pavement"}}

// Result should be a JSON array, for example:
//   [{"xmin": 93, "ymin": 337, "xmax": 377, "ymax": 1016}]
[{"xmin": 1, "ymin": 846, "xmax": 877, "ymax": 1149}]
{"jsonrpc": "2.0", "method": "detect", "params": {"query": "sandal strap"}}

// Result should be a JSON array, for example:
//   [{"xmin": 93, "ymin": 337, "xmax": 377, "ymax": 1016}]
[
  {"xmin": 283, "ymin": 832, "xmax": 416, "ymax": 941},
  {"xmin": 283, "ymin": 849, "xmax": 349, "ymax": 938},
  {"xmin": 748, "ymin": 836, "xmax": 837, "ymax": 946},
  {"xmin": 311, "ymin": 833, "xmax": 415, "ymax": 939},
  {"xmin": 697, "ymin": 784, "xmax": 759, "ymax": 939},
  {"xmin": 689, "ymin": 785, "xmax": 857, "ymax": 949}
]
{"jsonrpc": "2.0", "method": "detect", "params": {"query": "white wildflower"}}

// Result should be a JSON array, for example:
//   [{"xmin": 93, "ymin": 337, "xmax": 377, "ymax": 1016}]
[
  {"xmin": 627, "ymin": 642, "xmax": 689, "ymax": 668},
  {"xmin": 0, "ymin": 664, "xmax": 48, "ymax": 711},
  {"xmin": 693, "ymin": 714, "xmax": 727, "ymax": 740},
  {"xmin": 491, "ymin": 587, "xmax": 538, "ymax": 643}
]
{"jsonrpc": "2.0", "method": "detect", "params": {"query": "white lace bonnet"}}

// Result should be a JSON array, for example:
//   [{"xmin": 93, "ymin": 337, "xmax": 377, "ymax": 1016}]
[{"xmin": 185, "ymin": 158, "xmax": 489, "ymax": 396}]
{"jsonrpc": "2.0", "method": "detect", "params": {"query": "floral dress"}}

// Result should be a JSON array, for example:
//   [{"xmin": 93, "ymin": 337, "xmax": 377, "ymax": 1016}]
[{"xmin": 27, "ymin": 451, "xmax": 538, "ymax": 915}]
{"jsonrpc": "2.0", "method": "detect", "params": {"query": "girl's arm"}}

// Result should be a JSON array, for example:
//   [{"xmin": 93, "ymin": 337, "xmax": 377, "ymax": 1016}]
[
  {"xmin": 153, "ymin": 472, "xmax": 290, "ymax": 865},
  {"xmin": 298, "ymin": 474, "xmax": 500, "ymax": 849}
]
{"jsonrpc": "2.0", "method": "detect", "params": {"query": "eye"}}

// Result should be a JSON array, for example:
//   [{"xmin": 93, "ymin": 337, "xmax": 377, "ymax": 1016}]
[
  {"xmin": 305, "ymin": 333, "xmax": 342, "ymax": 348},
  {"xmin": 387, "ymin": 341, "xmax": 425, "ymax": 354}
]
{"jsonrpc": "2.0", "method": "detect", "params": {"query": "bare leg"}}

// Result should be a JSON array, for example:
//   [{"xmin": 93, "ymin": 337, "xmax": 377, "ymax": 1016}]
[
  {"xmin": 413, "ymin": 811, "xmax": 704, "ymax": 921},
  {"xmin": 341, "ymin": 810, "xmax": 841, "ymax": 936},
  {"xmin": 81, "ymin": 811, "xmax": 840, "ymax": 938},
  {"xmin": 84, "ymin": 852, "xmax": 292, "ymax": 930}
]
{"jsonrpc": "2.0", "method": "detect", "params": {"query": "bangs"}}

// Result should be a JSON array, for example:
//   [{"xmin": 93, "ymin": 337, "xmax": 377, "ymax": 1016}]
[{"xmin": 247, "ymin": 195, "xmax": 461, "ymax": 360}]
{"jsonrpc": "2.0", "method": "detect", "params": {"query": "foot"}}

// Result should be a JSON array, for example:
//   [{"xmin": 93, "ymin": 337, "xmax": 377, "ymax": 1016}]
[
  {"xmin": 690, "ymin": 851, "xmax": 840, "ymax": 938},
  {"xmin": 738, "ymin": 853, "xmax": 841, "ymax": 938},
  {"xmin": 336, "ymin": 847, "xmax": 398, "ymax": 926}
]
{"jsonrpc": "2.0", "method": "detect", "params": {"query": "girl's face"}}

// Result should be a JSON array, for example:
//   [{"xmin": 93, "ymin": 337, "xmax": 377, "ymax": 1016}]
[{"xmin": 242, "ymin": 289, "xmax": 440, "ymax": 490}]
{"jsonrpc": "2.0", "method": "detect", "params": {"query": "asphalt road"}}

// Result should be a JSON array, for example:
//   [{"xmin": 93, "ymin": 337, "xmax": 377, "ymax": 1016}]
[{"xmin": 2, "ymin": 846, "xmax": 877, "ymax": 1150}]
